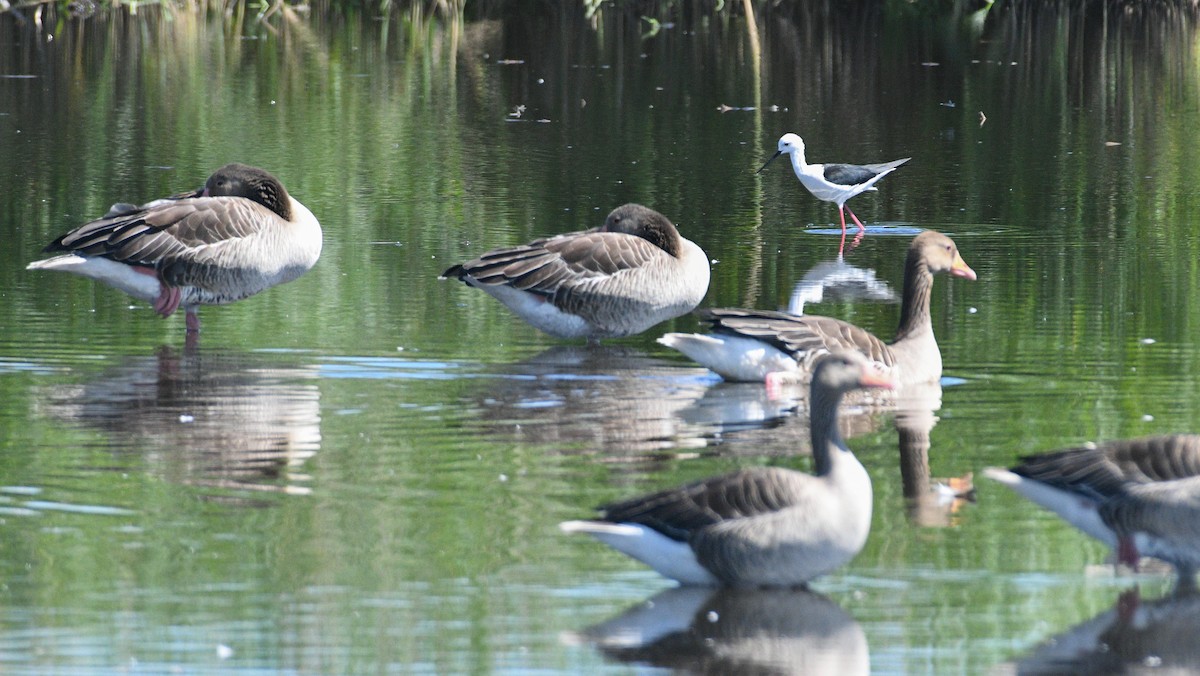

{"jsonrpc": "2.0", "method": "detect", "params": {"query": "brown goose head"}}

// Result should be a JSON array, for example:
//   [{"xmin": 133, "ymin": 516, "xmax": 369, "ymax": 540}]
[
  {"xmin": 602, "ymin": 203, "xmax": 682, "ymax": 258},
  {"xmin": 204, "ymin": 163, "xmax": 293, "ymax": 221}
]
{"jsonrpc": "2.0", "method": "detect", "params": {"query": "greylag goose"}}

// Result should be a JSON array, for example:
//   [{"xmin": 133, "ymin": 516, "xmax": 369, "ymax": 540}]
[
  {"xmin": 985, "ymin": 435, "xmax": 1200, "ymax": 587},
  {"xmin": 758, "ymin": 133, "xmax": 910, "ymax": 250},
  {"xmin": 559, "ymin": 351, "xmax": 893, "ymax": 587},
  {"xmin": 441, "ymin": 204, "xmax": 710, "ymax": 340},
  {"xmin": 26, "ymin": 163, "xmax": 322, "ymax": 333},
  {"xmin": 658, "ymin": 230, "xmax": 976, "ymax": 387}
]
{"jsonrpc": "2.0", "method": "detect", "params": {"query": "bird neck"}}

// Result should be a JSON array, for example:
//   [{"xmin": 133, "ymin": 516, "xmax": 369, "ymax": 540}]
[
  {"xmin": 810, "ymin": 385, "xmax": 847, "ymax": 476},
  {"xmin": 789, "ymin": 148, "xmax": 811, "ymax": 175},
  {"xmin": 893, "ymin": 250, "xmax": 934, "ymax": 341}
]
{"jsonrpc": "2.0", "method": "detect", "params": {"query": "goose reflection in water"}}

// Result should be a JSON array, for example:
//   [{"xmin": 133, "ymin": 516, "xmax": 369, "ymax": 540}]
[
  {"xmin": 36, "ymin": 347, "xmax": 320, "ymax": 500},
  {"xmin": 892, "ymin": 380, "xmax": 976, "ymax": 527},
  {"xmin": 471, "ymin": 345, "xmax": 890, "ymax": 459},
  {"xmin": 564, "ymin": 586, "xmax": 868, "ymax": 674},
  {"xmin": 469, "ymin": 345, "xmax": 717, "ymax": 456},
  {"xmin": 1003, "ymin": 588, "xmax": 1200, "ymax": 674}
]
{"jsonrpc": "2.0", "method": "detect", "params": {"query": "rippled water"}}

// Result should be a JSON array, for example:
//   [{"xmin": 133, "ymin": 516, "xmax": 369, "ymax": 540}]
[{"xmin": 4, "ymin": 2, "xmax": 1200, "ymax": 673}]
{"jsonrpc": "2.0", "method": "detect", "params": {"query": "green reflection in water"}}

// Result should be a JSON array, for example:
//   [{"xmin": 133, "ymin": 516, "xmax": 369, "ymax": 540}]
[{"xmin": 2, "ymin": 2, "xmax": 1200, "ymax": 673}]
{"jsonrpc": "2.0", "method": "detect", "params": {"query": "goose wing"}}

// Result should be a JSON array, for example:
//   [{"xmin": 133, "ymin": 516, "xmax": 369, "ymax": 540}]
[
  {"xmin": 442, "ymin": 230, "xmax": 667, "ymax": 299},
  {"xmin": 1009, "ymin": 435, "xmax": 1200, "ymax": 501},
  {"xmin": 46, "ymin": 196, "xmax": 285, "ymax": 286},
  {"xmin": 1100, "ymin": 476, "xmax": 1200, "ymax": 543},
  {"xmin": 598, "ymin": 467, "xmax": 809, "ymax": 542},
  {"xmin": 700, "ymin": 308, "xmax": 896, "ymax": 368}
]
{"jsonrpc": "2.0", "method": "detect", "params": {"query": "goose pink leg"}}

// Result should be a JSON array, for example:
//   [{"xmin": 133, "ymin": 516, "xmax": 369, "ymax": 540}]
[
  {"xmin": 133, "ymin": 266, "xmax": 189, "ymax": 324},
  {"xmin": 1117, "ymin": 535, "xmax": 1140, "ymax": 572}
]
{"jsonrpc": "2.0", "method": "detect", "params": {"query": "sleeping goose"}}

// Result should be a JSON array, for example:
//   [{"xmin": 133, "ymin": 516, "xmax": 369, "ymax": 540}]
[
  {"xmin": 985, "ymin": 435, "xmax": 1200, "ymax": 588},
  {"xmin": 559, "ymin": 351, "xmax": 894, "ymax": 587},
  {"xmin": 441, "ymin": 204, "xmax": 710, "ymax": 341},
  {"xmin": 658, "ymin": 230, "xmax": 975, "ymax": 387},
  {"xmin": 26, "ymin": 163, "xmax": 322, "ymax": 333}
]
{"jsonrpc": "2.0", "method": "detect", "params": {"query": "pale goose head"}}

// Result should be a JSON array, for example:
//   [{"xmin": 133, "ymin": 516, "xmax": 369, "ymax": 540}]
[{"xmin": 906, "ymin": 230, "xmax": 977, "ymax": 282}]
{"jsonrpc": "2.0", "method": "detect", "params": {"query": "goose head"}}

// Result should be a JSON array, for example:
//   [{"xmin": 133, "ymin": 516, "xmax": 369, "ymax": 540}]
[
  {"xmin": 204, "ymin": 163, "xmax": 293, "ymax": 220},
  {"xmin": 910, "ymin": 231, "xmax": 977, "ymax": 281},
  {"xmin": 603, "ymin": 203, "xmax": 682, "ymax": 257},
  {"xmin": 812, "ymin": 350, "xmax": 895, "ymax": 396}
]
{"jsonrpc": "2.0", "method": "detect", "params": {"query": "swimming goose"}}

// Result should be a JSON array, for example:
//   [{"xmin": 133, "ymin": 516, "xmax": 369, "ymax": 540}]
[
  {"xmin": 659, "ymin": 231, "xmax": 975, "ymax": 387},
  {"xmin": 441, "ymin": 204, "xmax": 710, "ymax": 340},
  {"xmin": 986, "ymin": 435, "xmax": 1200, "ymax": 587},
  {"xmin": 26, "ymin": 163, "xmax": 322, "ymax": 333},
  {"xmin": 759, "ymin": 133, "xmax": 909, "ymax": 251},
  {"xmin": 559, "ymin": 351, "xmax": 893, "ymax": 587}
]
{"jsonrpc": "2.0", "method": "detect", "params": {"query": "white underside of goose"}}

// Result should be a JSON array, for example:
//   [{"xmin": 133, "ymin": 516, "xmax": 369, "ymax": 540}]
[
  {"xmin": 558, "ymin": 520, "xmax": 719, "ymax": 585},
  {"xmin": 657, "ymin": 333, "xmax": 799, "ymax": 382},
  {"xmin": 27, "ymin": 254, "xmax": 163, "ymax": 304},
  {"xmin": 983, "ymin": 467, "xmax": 1116, "ymax": 546},
  {"xmin": 467, "ymin": 284, "xmax": 594, "ymax": 339}
]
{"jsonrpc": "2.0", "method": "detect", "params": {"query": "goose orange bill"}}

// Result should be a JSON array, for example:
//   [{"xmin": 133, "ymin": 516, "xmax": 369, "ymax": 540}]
[{"xmin": 951, "ymin": 252, "xmax": 977, "ymax": 281}]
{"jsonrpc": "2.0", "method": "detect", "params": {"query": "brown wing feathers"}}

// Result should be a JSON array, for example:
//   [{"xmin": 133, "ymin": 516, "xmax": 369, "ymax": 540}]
[
  {"xmin": 1010, "ymin": 435, "xmax": 1200, "ymax": 501},
  {"xmin": 444, "ymin": 230, "xmax": 662, "ymax": 296},
  {"xmin": 700, "ymin": 308, "xmax": 897, "ymax": 367},
  {"xmin": 46, "ymin": 199, "xmax": 268, "ymax": 268},
  {"xmin": 598, "ymin": 467, "xmax": 801, "ymax": 542}
]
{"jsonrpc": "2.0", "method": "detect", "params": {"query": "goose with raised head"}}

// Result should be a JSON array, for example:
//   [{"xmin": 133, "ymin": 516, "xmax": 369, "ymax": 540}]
[
  {"xmin": 441, "ymin": 204, "xmax": 710, "ymax": 341},
  {"xmin": 26, "ymin": 163, "xmax": 322, "ymax": 333},
  {"xmin": 659, "ymin": 230, "xmax": 976, "ymax": 388},
  {"xmin": 559, "ymin": 351, "xmax": 894, "ymax": 587},
  {"xmin": 986, "ymin": 435, "xmax": 1200, "ymax": 588},
  {"xmin": 758, "ymin": 133, "xmax": 910, "ymax": 251}
]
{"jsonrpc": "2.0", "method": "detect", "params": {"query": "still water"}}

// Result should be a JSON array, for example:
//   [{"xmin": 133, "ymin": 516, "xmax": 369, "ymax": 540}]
[{"xmin": 3, "ymin": 2, "xmax": 1200, "ymax": 672}]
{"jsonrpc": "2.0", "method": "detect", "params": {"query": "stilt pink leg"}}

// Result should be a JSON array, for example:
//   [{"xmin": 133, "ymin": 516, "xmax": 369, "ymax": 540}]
[
  {"xmin": 845, "ymin": 206, "xmax": 867, "ymax": 233},
  {"xmin": 837, "ymin": 207, "xmax": 849, "ymax": 255},
  {"xmin": 844, "ymin": 206, "xmax": 867, "ymax": 251}
]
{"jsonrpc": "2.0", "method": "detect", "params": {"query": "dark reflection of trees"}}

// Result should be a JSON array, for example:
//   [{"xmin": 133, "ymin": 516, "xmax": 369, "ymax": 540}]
[
  {"xmin": 35, "ymin": 347, "xmax": 321, "ymax": 503},
  {"xmin": 1006, "ymin": 587, "xmax": 1200, "ymax": 674},
  {"xmin": 566, "ymin": 585, "xmax": 869, "ymax": 675}
]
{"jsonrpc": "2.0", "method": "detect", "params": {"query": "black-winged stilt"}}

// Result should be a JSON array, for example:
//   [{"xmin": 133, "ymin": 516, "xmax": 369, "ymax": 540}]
[{"xmin": 759, "ymin": 133, "xmax": 909, "ymax": 252}]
